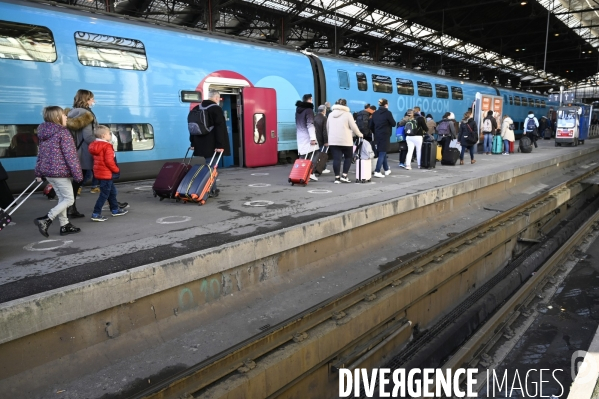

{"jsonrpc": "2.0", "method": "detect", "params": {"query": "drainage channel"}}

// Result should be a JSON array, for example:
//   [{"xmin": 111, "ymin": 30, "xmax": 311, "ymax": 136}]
[{"xmin": 130, "ymin": 168, "xmax": 599, "ymax": 399}]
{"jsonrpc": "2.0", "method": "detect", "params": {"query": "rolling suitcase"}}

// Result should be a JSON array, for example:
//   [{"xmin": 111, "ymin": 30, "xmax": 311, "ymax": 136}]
[
  {"xmin": 543, "ymin": 128, "xmax": 552, "ymax": 140},
  {"xmin": 436, "ymin": 145, "xmax": 442, "ymax": 161},
  {"xmin": 289, "ymin": 151, "xmax": 315, "ymax": 186},
  {"xmin": 176, "ymin": 152, "xmax": 222, "ymax": 205},
  {"xmin": 519, "ymin": 136, "xmax": 533, "ymax": 153},
  {"xmin": 1, "ymin": 179, "xmax": 43, "ymax": 231},
  {"xmin": 356, "ymin": 158, "xmax": 372, "ymax": 182},
  {"xmin": 492, "ymin": 134, "xmax": 503, "ymax": 154},
  {"xmin": 314, "ymin": 146, "xmax": 329, "ymax": 175},
  {"xmin": 509, "ymin": 141, "xmax": 514, "ymax": 153},
  {"xmin": 153, "ymin": 148, "xmax": 193, "ymax": 200},
  {"xmin": 441, "ymin": 148, "xmax": 460, "ymax": 166},
  {"xmin": 421, "ymin": 141, "xmax": 437, "ymax": 169}
]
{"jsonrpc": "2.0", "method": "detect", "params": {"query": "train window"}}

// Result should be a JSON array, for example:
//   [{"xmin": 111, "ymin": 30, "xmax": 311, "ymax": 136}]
[
  {"xmin": 372, "ymin": 74, "xmax": 392, "ymax": 93},
  {"xmin": 509, "ymin": 96, "xmax": 513, "ymax": 105},
  {"xmin": 435, "ymin": 84, "xmax": 449, "ymax": 99},
  {"xmin": 417, "ymin": 82, "xmax": 433, "ymax": 97},
  {"xmin": 0, "ymin": 21, "xmax": 56, "ymax": 63},
  {"xmin": 528, "ymin": 98, "xmax": 535, "ymax": 107},
  {"xmin": 106, "ymin": 124, "xmax": 154, "ymax": 151},
  {"xmin": 253, "ymin": 114, "xmax": 266, "ymax": 144},
  {"xmin": 0, "ymin": 125, "xmax": 39, "ymax": 158},
  {"xmin": 181, "ymin": 91, "xmax": 202, "ymax": 102},
  {"xmin": 396, "ymin": 78, "xmax": 414, "ymax": 95},
  {"xmin": 514, "ymin": 96, "xmax": 521, "ymax": 106},
  {"xmin": 541, "ymin": 100, "xmax": 546, "ymax": 108},
  {"xmin": 521, "ymin": 98, "xmax": 528, "ymax": 107},
  {"xmin": 534, "ymin": 99, "xmax": 540, "ymax": 108},
  {"xmin": 451, "ymin": 86, "xmax": 463, "ymax": 100},
  {"xmin": 356, "ymin": 72, "xmax": 368, "ymax": 91},
  {"xmin": 74, "ymin": 31, "xmax": 148, "ymax": 70},
  {"xmin": 338, "ymin": 70, "xmax": 350, "ymax": 90}
]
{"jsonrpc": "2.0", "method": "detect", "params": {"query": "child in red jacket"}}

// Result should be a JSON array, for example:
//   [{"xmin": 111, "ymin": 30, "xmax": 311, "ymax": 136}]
[{"xmin": 88, "ymin": 126, "xmax": 128, "ymax": 221}]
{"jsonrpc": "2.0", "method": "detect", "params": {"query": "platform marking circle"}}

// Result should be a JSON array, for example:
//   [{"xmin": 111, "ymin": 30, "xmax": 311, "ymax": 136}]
[
  {"xmin": 249, "ymin": 183, "xmax": 271, "ymax": 188},
  {"xmin": 308, "ymin": 189, "xmax": 332, "ymax": 194},
  {"xmin": 251, "ymin": 173, "xmax": 269, "ymax": 176},
  {"xmin": 244, "ymin": 200, "xmax": 274, "ymax": 207},
  {"xmin": 134, "ymin": 185, "xmax": 153, "ymax": 191},
  {"xmin": 24, "ymin": 239, "xmax": 73, "ymax": 252},
  {"xmin": 156, "ymin": 216, "xmax": 193, "ymax": 224}
]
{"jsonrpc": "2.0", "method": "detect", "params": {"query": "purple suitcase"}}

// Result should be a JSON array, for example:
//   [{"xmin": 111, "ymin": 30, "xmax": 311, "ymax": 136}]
[{"xmin": 153, "ymin": 148, "xmax": 193, "ymax": 200}]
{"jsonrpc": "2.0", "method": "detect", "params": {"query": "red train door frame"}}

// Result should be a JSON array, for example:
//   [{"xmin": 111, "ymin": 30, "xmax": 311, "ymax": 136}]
[{"xmin": 241, "ymin": 87, "xmax": 278, "ymax": 168}]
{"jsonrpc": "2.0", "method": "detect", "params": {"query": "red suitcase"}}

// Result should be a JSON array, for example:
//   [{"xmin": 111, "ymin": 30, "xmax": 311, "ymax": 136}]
[
  {"xmin": 288, "ymin": 151, "xmax": 315, "ymax": 186},
  {"xmin": 509, "ymin": 141, "xmax": 514, "ymax": 153},
  {"xmin": 153, "ymin": 148, "xmax": 193, "ymax": 200}
]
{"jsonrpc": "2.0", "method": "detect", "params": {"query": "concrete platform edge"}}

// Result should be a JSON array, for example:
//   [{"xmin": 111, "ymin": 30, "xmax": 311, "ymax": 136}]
[{"xmin": 0, "ymin": 146, "xmax": 596, "ymax": 345}]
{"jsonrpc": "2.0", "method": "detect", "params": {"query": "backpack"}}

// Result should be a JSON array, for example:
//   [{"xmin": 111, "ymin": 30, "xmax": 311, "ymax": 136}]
[
  {"xmin": 483, "ymin": 118, "xmax": 493, "ymax": 133},
  {"xmin": 355, "ymin": 112, "xmax": 370, "ymax": 134},
  {"xmin": 437, "ymin": 120, "xmax": 450, "ymax": 136},
  {"xmin": 526, "ymin": 117, "xmax": 536, "ymax": 132},
  {"xmin": 396, "ymin": 125, "xmax": 405, "ymax": 141},
  {"xmin": 463, "ymin": 122, "xmax": 478, "ymax": 145},
  {"xmin": 404, "ymin": 120, "xmax": 417, "ymax": 136},
  {"xmin": 188, "ymin": 104, "xmax": 217, "ymax": 136}
]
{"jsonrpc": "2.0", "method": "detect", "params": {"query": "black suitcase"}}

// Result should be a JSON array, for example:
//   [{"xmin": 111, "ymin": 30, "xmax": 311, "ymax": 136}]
[
  {"xmin": 314, "ymin": 146, "xmax": 328, "ymax": 175},
  {"xmin": 441, "ymin": 148, "xmax": 460, "ymax": 166},
  {"xmin": 1, "ymin": 179, "xmax": 43, "ymax": 231},
  {"xmin": 543, "ymin": 128, "xmax": 552, "ymax": 140},
  {"xmin": 421, "ymin": 141, "xmax": 437, "ymax": 169},
  {"xmin": 519, "ymin": 136, "xmax": 533, "ymax": 153}
]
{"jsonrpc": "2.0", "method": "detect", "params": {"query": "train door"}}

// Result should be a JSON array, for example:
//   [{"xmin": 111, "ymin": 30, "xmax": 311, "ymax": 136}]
[
  {"xmin": 241, "ymin": 87, "xmax": 278, "ymax": 168},
  {"xmin": 474, "ymin": 92, "xmax": 503, "ymax": 149}
]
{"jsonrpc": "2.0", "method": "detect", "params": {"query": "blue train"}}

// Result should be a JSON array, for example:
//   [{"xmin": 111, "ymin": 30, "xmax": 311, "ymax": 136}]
[{"xmin": 0, "ymin": 0, "xmax": 558, "ymax": 187}]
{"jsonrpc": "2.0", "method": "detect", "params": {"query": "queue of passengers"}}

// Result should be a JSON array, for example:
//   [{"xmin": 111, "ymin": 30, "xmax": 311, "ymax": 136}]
[{"xmin": 295, "ymin": 94, "xmax": 535, "ymax": 180}]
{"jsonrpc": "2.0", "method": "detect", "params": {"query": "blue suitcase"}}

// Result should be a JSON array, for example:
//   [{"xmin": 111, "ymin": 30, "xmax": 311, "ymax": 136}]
[
  {"xmin": 492, "ymin": 134, "xmax": 503, "ymax": 154},
  {"xmin": 175, "ymin": 153, "xmax": 222, "ymax": 204}
]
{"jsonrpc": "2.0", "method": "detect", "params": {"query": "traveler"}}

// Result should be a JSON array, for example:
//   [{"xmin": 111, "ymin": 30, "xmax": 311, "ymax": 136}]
[
  {"xmin": 482, "ymin": 110, "xmax": 497, "ymax": 155},
  {"xmin": 67, "ymin": 89, "xmax": 97, "ymax": 219},
  {"xmin": 405, "ymin": 110, "xmax": 426, "ymax": 170},
  {"xmin": 295, "ymin": 93, "xmax": 318, "ymax": 181},
  {"xmin": 425, "ymin": 114, "xmax": 437, "ymax": 136},
  {"xmin": 0, "ymin": 161, "xmax": 12, "ymax": 209},
  {"xmin": 397, "ymin": 110, "xmax": 412, "ymax": 168},
  {"xmin": 523, "ymin": 111, "xmax": 539, "ymax": 148},
  {"xmin": 189, "ymin": 89, "xmax": 229, "ymax": 195},
  {"xmin": 538, "ymin": 116, "xmax": 550, "ymax": 139},
  {"xmin": 436, "ymin": 112, "xmax": 457, "ymax": 158},
  {"xmin": 325, "ymin": 101, "xmax": 332, "ymax": 117},
  {"xmin": 355, "ymin": 104, "xmax": 373, "ymax": 142},
  {"xmin": 89, "ymin": 125, "xmax": 128, "ymax": 222},
  {"xmin": 500, "ymin": 114, "xmax": 515, "ymax": 155},
  {"xmin": 327, "ymin": 98, "xmax": 363, "ymax": 183},
  {"xmin": 314, "ymin": 104, "xmax": 330, "ymax": 175},
  {"xmin": 458, "ymin": 111, "xmax": 477, "ymax": 165},
  {"xmin": 34, "ymin": 106, "xmax": 83, "ymax": 237},
  {"xmin": 369, "ymin": 98, "xmax": 396, "ymax": 178}
]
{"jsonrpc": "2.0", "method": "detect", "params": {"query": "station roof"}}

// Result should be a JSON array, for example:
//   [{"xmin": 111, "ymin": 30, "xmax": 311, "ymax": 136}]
[{"xmin": 50, "ymin": 0, "xmax": 599, "ymax": 92}]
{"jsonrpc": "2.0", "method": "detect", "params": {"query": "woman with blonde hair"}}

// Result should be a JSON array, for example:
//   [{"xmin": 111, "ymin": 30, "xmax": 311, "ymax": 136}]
[
  {"xmin": 66, "ymin": 89, "xmax": 98, "ymax": 218},
  {"xmin": 34, "ymin": 106, "xmax": 83, "ymax": 237},
  {"xmin": 326, "ymin": 98, "xmax": 363, "ymax": 183},
  {"xmin": 501, "ymin": 114, "xmax": 515, "ymax": 155}
]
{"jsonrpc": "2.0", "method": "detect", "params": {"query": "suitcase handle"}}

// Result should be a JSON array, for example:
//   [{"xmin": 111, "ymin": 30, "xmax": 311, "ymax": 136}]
[
  {"xmin": 3, "ymin": 179, "xmax": 44, "ymax": 216},
  {"xmin": 320, "ymin": 146, "xmax": 329, "ymax": 153},
  {"xmin": 183, "ymin": 147, "xmax": 194, "ymax": 165},
  {"xmin": 208, "ymin": 151, "xmax": 223, "ymax": 168}
]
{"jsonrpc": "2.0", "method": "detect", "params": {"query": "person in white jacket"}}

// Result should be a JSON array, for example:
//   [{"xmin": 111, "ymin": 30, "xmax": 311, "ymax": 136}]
[
  {"xmin": 501, "ymin": 115, "xmax": 515, "ymax": 155},
  {"xmin": 326, "ymin": 99, "xmax": 363, "ymax": 183}
]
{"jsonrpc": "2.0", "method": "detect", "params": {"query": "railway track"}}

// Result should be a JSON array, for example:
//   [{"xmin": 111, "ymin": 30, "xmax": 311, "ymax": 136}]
[{"xmin": 131, "ymin": 166, "xmax": 599, "ymax": 399}]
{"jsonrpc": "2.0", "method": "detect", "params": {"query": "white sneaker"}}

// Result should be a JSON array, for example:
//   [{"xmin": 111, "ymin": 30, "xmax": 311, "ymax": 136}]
[
  {"xmin": 405, "ymin": 166, "xmax": 412, "ymax": 170},
  {"xmin": 321, "ymin": 168, "xmax": 331, "ymax": 174},
  {"xmin": 373, "ymin": 172, "xmax": 385, "ymax": 178},
  {"xmin": 384, "ymin": 169, "xmax": 391, "ymax": 176},
  {"xmin": 310, "ymin": 174, "xmax": 318, "ymax": 181},
  {"xmin": 340, "ymin": 175, "xmax": 351, "ymax": 183}
]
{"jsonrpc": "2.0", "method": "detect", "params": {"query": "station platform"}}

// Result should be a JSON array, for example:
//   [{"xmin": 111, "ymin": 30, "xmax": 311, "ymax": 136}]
[{"xmin": 1, "ymin": 140, "xmax": 599, "ymax": 304}]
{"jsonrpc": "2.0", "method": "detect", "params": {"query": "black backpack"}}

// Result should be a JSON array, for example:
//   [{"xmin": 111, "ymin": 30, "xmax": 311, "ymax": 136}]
[
  {"xmin": 188, "ymin": 104, "xmax": 217, "ymax": 136},
  {"xmin": 355, "ymin": 112, "xmax": 370, "ymax": 134},
  {"xmin": 463, "ymin": 122, "xmax": 478, "ymax": 145},
  {"xmin": 404, "ymin": 120, "xmax": 417, "ymax": 136}
]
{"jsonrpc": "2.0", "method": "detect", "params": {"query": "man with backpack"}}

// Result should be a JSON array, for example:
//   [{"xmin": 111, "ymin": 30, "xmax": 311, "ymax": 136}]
[
  {"xmin": 188, "ymin": 89, "xmax": 229, "ymax": 194},
  {"xmin": 436, "ymin": 112, "xmax": 457, "ymax": 158},
  {"xmin": 355, "ymin": 104, "xmax": 373, "ymax": 142},
  {"xmin": 482, "ymin": 110, "xmax": 497, "ymax": 155},
  {"xmin": 523, "ymin": 110, "xmax": 539, "ymax": 148}
]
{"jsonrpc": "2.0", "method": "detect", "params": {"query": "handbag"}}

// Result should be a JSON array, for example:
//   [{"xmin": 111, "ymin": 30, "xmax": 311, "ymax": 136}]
[
  {"xmin": 396, "ymin": 125, "xmax": 405, "ymax": 142},
  {"xmin": 449, "ymin": 139, "xmax": 462, "ymax": 153}
]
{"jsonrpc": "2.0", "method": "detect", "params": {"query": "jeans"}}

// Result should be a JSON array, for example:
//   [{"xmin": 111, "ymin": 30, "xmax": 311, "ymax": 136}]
[
  {"xmin": 504, "ymin": 139, "xmax": 510, "ymax": 153},
  {"xmin": 375, "ymin": 152, "xmax": 389, "ymax": 173},
  {"xmin": 329, "ymin": 145, "xmax": 353, "ymax": 176},
  {"xmin": 406, "ymin": 136, "xmax": 423, "ymax": 167},
  {"xmin": 93, "ymin": 179, "xmax": 119, "ymax": 215},
  {"xmin": 46, "ymin": 177, "xmax": 74, "ymax": 226},
  {"xmin": 84, "ymin": 169, "xmax": 99, "ymax": 188},
  {"xmin": 460, "ymin": 145, "xmax": 475, "ymax": 160},
  {"xmin": 483, "ymin": 133, "xmax": 493, "ymax": 153}
]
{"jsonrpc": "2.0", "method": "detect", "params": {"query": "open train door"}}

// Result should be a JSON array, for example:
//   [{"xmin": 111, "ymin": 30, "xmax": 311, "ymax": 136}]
[{"xmin": 242, "ymin": 87, "xmax": 278, "ymax": 168}]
